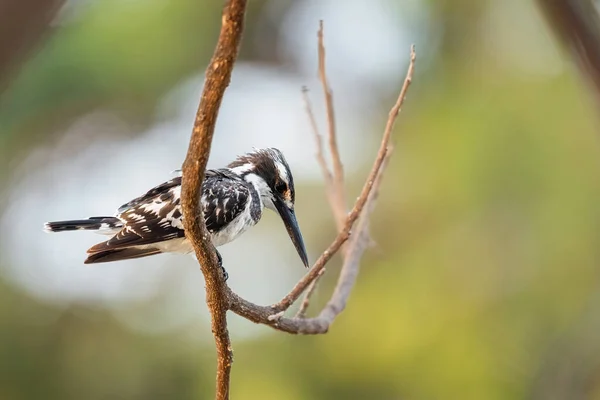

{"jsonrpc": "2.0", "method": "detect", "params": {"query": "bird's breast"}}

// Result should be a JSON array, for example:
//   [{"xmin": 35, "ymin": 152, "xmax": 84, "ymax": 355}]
[{"xmin": 210, "ymin": 187, "xmax": 262, "ymax": 247}]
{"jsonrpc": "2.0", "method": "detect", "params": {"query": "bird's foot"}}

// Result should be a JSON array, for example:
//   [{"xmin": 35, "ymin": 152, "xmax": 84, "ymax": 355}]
[{"xmin": 216, "ymin": 250, "xmax": 228, "ymax": 281}]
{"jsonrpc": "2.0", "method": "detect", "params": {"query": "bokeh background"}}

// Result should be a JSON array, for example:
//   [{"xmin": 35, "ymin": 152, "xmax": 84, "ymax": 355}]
[{"xmin": 2, "ymin": 0, "xmax": 600, "ymax": 399}]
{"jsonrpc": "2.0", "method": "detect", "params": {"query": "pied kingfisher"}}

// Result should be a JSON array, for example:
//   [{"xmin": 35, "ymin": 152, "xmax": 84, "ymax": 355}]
[{"xmin": 44, "ymin": 148, "xmax": 309, "ymax": 273}]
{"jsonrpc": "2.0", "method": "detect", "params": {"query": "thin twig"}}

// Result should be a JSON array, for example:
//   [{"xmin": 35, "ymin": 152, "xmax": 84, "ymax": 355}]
[
  {"xmin": 295, "ymin": 268, "xmax": 325, "ymax": 318},
  {"xmin": 300, "ymin": 84, "xmax": 336, "ymax": 316},
  {"xmin": 296, "ymin": 274, "xmax": 322, "ymax": 317},
  {"xmin": 318, "ymin": 21, "xmax": 347, "ymax": 228},
  {"xmin": 182, "ymin": 12, "xmax": 415, "ymax": 392},
  {"xmin": 270, "ymin": 45, "xmax": 416, "ymax": 313},
  {"xmin": 227, "ymin": 45, "xmax": 417, "ymax": 333},
  {"xmin": 228, "ymin": 143, "xmax": 394, "ymax": 333},
  {"xmin": 313, "ymin": 146, "xmax": 392, "ymax": 323},
  {"xmin": 294, "ymin": 145, "xmax": 390, "ymax": 320},
  {"xmin": 302, "ymin": 87, "xmax": 334, "ymax": 198},
  {"xmin": 298, "ymin": 23, "xmax": 362, "ymax": 316},
  {"xmin": 180, "ymin": 1, "xmax": 247, "ymax": 399}
]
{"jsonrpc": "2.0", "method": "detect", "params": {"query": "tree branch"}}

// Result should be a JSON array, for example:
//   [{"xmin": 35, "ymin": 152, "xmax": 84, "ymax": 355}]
[
  {"xmin": 302, "ymin": 86, "xmax": 335, "ymax": 204},
  {"xmin": 299, "ymin": 85, "xmax": 336, "ymax": 316},
  {"xmin": 271, "ymin": 44, "xmax": 416, "ymax": 313},
  {"xmin": 298, "ymin": 24, "xmax": 355, "ymax": 316},
  {"xmin": 228, "ymin": 145, "xmax": 391, "ymax": 334},
  {"xmin": 295, "ymin": 268, "xmax": 325, "ymax": 318},
  {"xmin": 317, "ymin": 21, "xmax": 347, "ymax": 229},
  {"xmin": 228, "ymin": 45, "xmax": 417, "ymax": 333},
  {"xmin": 180, "ymin": 1, "xmax": 247, "ymax": 399},
  {"xmin": 181, "ymin": 10, "xmax": 415, "ymax": 394}
]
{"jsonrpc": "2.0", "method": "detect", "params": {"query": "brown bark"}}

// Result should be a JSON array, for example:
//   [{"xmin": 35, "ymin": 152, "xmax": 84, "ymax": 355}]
[
  {"xmin": 181, "ymin": 3, "xmax": 415, "ymax": 394},
  {"xmin": 180, "ymin": 1, "xmax": 247, "ymax": 399},
  {"xmin": 228, "ymin": 46, "xmax": 416, "ymax": 334}
]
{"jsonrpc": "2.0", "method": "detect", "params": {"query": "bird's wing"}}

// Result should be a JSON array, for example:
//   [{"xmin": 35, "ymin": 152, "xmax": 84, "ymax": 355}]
[
  {"xmin": 117, "ymin": 176, "xmax": 182, "ymax": 213},
  {"xmin": 88, "ymin": 170, "xmax": 251, "ymax": 254},
  {"xmin": 88, "ymin": 177, "xmax": 184, "ymax": 253},
  {"xmin": 202, "ymin": 169, "xmax": 251, "ymax": 233}
]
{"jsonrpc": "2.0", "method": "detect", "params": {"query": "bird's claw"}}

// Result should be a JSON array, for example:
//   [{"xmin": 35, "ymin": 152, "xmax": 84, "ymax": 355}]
[
  {"xmin": 216, "ymin": 249, "xmax": 228, "ymax": 281},
  {"xmin": 221, "ymin": 266, "xmax": 229, "ymax": 281}
]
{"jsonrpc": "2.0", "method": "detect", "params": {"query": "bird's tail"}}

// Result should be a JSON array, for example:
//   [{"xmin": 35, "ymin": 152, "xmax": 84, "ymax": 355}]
[
  {"xmin": 44, "ymin": 216, "xmax": 122, "ymax": 234},
  {"xmin": 84, "ymin": 247, "xmax": 162, "ymax": 264}
]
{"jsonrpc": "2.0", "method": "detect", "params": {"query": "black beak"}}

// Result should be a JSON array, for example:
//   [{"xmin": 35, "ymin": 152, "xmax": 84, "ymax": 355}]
[{"xmin": 274, "ymin": 197, "xmax": 309, "ymax": 268}]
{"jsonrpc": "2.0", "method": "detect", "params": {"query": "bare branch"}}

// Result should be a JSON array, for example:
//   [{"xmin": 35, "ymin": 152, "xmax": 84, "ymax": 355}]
[
  {"xmin": 295, "ymin": 149, "xmax": 389, "ymax": 319},
  {"xmin": 316, "ymin": 145, "xmax": 392, "ymax": 320},
  {"xmin": 180, "ymin": 1, "xmax": 247, "ymax": 399},
  {"xmin": 300, "ymin": 83, "xmax": 336, "ymax": 317},
  {"xmin": 229, "ymin": 144, "xmax": 393, "ymax": 334},
  {"xmin": 181, "ymin": 11, "xmax": 415, "ymax": 393},
  {"xmin": 295, "ymin": 273, "xmax": 322, "ymax": 317},
  {"xmin": 317, "ymin": 21, "xmax": 347, "ymax": 228},
  {"xmin": 271, "ymin": 45, "xmax": 416, "ymax": 313},
  {"xmin": 228, "ymin": 45, "xmax": 416, "ymax": 334},
  {"xmin": 299, "ymin": 23, "xmax": 352, "ymax": 315},
  {"xmin": 295, "ymin": 268, "xmax": 325, "ymax": 318},
  {"xmin": 302, "ymin": 87, "xmax": 334, "ymax": 199}
]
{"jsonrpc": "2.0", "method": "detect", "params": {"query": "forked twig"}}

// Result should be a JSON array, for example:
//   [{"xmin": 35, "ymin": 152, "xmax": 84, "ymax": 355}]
[
  {"xmin": 295, "ymin": 268, "xmax": 325, "ymax": 318},
  {"xmin": 300, "ymin": 84, "xmax": 337, "ymax": 317},
  {"xmin": 228, "ymin": 45, "xmax": 417, "ymax": 333},
  {"xmin": 298, "ymin": 28, "xmax": 347, "ymax": 315},
  {"xmin": 269, "ymin": 44, "xmax": 416, "ymax": 313},
  {"xmin": 301, "ymin": 87, "xmax": 334, "ymax": 195},
  {"xmin": 317, "ymin": 21, "xmax": 347, "ymax": 229},
  {"xmin": 228, "ymin": 142, "xmax": 394, "ymax": 334},
  {"xmin": 182, "ymin": 5, "xmax": 416, "ymax": 395},
  {"xmin": 180, "ymin": 1, "xmax": 247, "ymax": 399}
]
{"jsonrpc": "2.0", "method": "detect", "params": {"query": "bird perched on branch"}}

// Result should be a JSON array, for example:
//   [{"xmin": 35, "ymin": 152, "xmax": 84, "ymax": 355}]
[{"xmin": 44, "ymin": 148, "xmax": 309, "ymax": 277}]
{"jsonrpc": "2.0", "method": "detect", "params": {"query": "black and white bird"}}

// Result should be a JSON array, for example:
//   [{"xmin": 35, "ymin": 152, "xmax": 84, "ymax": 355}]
[{"xmin": 44, "ymin": 148, "xmax": 309, "ymax": 273}]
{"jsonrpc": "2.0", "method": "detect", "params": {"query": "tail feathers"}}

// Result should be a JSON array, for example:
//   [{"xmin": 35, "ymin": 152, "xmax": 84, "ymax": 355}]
[
  {"xmin": 44, "ymin": 217, "xmax": 122, "ymax": 233},
  {"xmin": 85, "ymin": 247, "xmax": 162, "ymax": 264}
]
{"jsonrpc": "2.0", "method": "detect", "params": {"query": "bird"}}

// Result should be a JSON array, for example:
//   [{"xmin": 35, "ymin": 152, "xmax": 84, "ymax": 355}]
[{"xmin": 44, "ymin": 148, "xmax": 309, "ymax": 277}]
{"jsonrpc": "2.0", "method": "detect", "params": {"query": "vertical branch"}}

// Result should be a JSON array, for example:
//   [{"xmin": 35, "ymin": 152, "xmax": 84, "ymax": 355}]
[
  {"xmin": 302, "ymin": 87, "xmax": 335, "ymax": 201},
  {"xmin": 180, "ymin": 1, "xmax": 247, "ymax": 399},
  {"xmin": 300, "ymin": 22, "xmax": 389, "ymax": 316},
  {"xmin": 297, "ymin": 23, "xmax": 350, "ymax": 317},
  {"xmin": 272, "ymin": 45, "xmax": 417, "ymax": 314},
  {"xmin": 228, "ymin": 43, "xmax": 416, "ymax": 332},
  {"xmin": 317, "ymin": 21, "xmax": 347, "ymax": 229},
  {"xmin": 314, "ymin": 149, "xmax": 391, "ymax": 326},
  {"xmin": 295, "ymin": 268, "xmax": 325, "ymax": 318}
]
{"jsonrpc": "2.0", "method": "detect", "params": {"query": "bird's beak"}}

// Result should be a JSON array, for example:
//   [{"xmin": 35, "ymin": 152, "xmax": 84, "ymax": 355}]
[{"xmin": 274, "ymin": 198, "xmax": 309, "ymax": 268}]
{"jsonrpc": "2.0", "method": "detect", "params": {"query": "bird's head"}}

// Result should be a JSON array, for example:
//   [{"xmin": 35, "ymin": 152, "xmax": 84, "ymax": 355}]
[{"xmin": 228, "ymin": 148, "xmax": 309, "ymax": 267}]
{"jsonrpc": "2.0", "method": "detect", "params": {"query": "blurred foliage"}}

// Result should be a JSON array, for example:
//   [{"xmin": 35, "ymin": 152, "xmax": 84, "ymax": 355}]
[
  {"xmin": 3, "ymin": 0, "xmax": 600, "ymax": 399},
  {"xmin": 0, "ymin": 0, "xmax": 223, "ymax": 174}
]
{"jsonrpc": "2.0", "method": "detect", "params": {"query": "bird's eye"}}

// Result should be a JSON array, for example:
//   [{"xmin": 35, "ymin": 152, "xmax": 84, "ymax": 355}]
[{"xmin": 275, "ymin": 182, "xmax": 287, "ymax": 193}]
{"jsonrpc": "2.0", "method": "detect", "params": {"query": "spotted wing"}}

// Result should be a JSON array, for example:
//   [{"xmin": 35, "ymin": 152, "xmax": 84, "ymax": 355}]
[
  {"xmin": 88, "ymin": 170, "xmax": 249, "ymax": 254},
  {"xmin": 201, "ymin": 170, "xmax": 251, "ymax": 234},
  {"xmin": 88, "ymin": 177, "xmax": 184, "ymax": 254},
  {"xmin": 117, "ymin": 177, "xmax": 182, "ymax": 213}
]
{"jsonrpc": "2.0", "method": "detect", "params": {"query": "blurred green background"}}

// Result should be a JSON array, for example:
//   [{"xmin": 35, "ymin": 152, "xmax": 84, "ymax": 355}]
[{"xmin": 2, "ymin": 0, "xmax": 600, "ymax": 399}]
